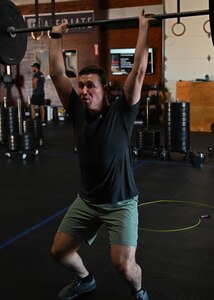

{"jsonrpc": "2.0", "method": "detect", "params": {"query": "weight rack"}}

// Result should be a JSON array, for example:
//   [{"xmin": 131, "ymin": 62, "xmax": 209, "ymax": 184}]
[{"xmin": 0, "ymin": 101, "xmax": 43, "ymax": 160}]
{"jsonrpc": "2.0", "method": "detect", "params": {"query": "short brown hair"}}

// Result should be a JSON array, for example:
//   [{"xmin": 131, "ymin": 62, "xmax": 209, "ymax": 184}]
[{"xmin": 79, "ymin": 65, "xmax": 107, "ymax": 86}]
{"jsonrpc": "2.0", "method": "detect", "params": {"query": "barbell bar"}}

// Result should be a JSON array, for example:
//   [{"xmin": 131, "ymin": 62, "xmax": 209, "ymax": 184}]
[
  {"xmin": 0, "ymin": 0, "xmax": 213, "ymax": 66},
  {"xmin": 8, "ymin": 9, "xmax": 210, "ymax": 35}
]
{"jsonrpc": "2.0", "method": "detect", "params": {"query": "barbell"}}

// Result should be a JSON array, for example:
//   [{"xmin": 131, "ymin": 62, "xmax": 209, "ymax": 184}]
[{"xmin": 0, "ymin": 0, "xmax": 213, "ymax": 66}]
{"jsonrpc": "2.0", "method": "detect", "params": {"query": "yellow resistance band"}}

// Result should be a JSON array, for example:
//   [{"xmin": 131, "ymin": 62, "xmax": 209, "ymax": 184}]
[{"xmin": 138, "ymin": 200, "xmax": 213, "ymax": 233}]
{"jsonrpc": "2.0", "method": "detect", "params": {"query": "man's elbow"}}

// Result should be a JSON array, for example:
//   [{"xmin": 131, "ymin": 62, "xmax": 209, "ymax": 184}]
[
  {"xmin": 49, "ymin": 66, "xmax": 58, "ymax": 79},
  {"xmin": 136, "ymin": 65, "xmax": 147, "ymax": 78},
  {"xmin": 49, "ymin": 72, "xmax": 63, "ymax": 85}
]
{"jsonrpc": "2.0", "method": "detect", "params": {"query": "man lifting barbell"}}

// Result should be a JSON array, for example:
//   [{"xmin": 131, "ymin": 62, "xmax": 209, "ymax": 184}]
[
  {"xmin": 49, "ymin": 9, "xmax": 153, "ymax": 300},
  {"xmin": 0, "ymin": 1, "xmax": 213, "ymax": 299}
]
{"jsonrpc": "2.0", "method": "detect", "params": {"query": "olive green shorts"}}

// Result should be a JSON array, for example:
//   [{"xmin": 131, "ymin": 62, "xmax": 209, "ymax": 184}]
[{"xmin": 58, "ymin": 194, "xmax": 139, "ymax": 246}]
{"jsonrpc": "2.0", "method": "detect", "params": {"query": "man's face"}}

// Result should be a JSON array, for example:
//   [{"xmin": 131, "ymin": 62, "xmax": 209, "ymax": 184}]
[{"xmin": 78, "ymin": 73, "xmax": 106, "ymax": 113}]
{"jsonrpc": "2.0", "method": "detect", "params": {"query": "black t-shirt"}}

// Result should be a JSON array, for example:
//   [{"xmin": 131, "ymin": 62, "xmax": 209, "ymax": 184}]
[
  {"xmin": 67, "ymin": 89, "xmax": 139, "ymax": 204},
  {"xmin": 32, "ymin": 71, "xmax": 45, "ymax": 96}
]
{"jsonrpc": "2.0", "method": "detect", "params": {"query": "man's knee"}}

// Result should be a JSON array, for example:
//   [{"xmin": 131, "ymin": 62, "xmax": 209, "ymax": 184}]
[
  {"xmin": 50, "ymin": 231, "xmax": 83, "ymax": 262},
  {"xmin": 113, "ymin": 258, "xmax": 131, "ymax": 276},
  {"xmin": 111, "ymin": 245, "xmax": 138, "ymax": 276},
  {"xmin": 50, "ymin": 241, "xmax": 63, "ymax": 262}
]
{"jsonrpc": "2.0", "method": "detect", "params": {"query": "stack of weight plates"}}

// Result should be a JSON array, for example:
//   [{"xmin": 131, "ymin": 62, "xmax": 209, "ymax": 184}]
[
  {"xmin": 22, "ymin": 119, "xmax": 33, "ymax": 134},
  {"xmin": 32, "ymin": 118, "xmax": 43, "ymax": 141},
  {"xmin": 20, "ymin": 133, "xmax": 34, "ymax": 151},
  {"xmin": 0, "ymin": 107, "xmax": 6, "ymax": 143},
  {"xmin": 164, "ymin": 101, "xmax": 190, "ymax": 153},
  {"xmin": 4, "ymin": 106, "xmax": 19, "ymax": 136},
  {"xmin": 7, "ymin": 133, "xmax": 21, "ymax": 151},
  {"xmin": 136, "ymin": 129, "xmax": 160, "ymax": 151},
  {"xmin": 4, "ymin": 107, "xmax": 20, "ymax": 151},
  {"xmin": 20, "ymin": 119, "xmax": 35, "ymax": 151}
]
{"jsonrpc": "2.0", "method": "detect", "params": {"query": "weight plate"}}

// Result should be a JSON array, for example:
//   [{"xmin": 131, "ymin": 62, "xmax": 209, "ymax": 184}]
[{"xmin": 0, "ymin": 0, "xmax": 27, "ymax": 65}]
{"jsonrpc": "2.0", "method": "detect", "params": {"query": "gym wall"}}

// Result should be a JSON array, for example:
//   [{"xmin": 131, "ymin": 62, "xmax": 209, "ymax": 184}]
[
  {"xmin": 164, "ymin": 0, "xmax": 212, "ymax": 99},
  {"xmin": 0, "ymin": 0, "xmax": 163, "ymax": 107}
]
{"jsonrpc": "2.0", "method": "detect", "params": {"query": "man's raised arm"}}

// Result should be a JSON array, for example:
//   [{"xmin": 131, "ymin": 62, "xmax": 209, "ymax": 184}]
[
  {"xmin": 49, "ymin": 20, "xmax": 73, "ymax": 110},
  {"xmin": 124, "ymin": 10, "xmax": 154, "ymax": 106}
]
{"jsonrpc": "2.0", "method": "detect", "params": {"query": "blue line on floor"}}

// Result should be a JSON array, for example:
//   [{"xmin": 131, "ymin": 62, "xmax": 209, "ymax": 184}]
[
  {"xmin": 2, "ymin": 155, "xmax": 213, "ymax": 251},
  {"xmin": 0, "ymin": 207, "xmax": 69, "ymax": 251},
  {"xmin": 0, "ymin": 160, "xmax": 152, "ymax": 251},
  {"xmin": 133, "ymin": 160, "xmax": 148, "ymax": 169}
]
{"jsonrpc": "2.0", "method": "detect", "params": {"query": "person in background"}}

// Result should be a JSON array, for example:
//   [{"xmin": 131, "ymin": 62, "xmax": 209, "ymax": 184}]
[
  {"xmin": 30, "ymin": 63, "xmax": 46, "ymax": 126},
  {"xmin": 49, "ymin": 10, "xmax": 154, "ymax": 300}
]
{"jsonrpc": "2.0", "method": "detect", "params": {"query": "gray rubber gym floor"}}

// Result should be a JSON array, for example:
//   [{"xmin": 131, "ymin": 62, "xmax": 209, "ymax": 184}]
[{"xmin": 0, "ymin": 120, "xmax": 214, "ymax": 300}]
